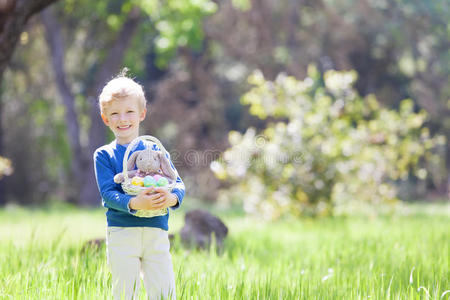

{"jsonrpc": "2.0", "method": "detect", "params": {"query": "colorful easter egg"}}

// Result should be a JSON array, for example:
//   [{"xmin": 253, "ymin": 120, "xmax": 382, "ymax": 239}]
[
  {"xmin": 157, "ymin": 177, "xmax": 169, "ymax": 187},
  {"xmin": 143, "ymin": 175, "xmax": 157, "ymax": 187},
  {"xmin": 153, "ymin": 174, "xmax": 162, "ymax": 181},
  {"xmin": 131, "ymin": 176, "xmax": 144, "ymax": 187}
]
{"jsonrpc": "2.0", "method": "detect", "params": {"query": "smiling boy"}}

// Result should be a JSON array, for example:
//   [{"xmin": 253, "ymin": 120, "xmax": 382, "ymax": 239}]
[{"xmin": 93, "ymin": 73, "xmax": 184, "ymax": 299}]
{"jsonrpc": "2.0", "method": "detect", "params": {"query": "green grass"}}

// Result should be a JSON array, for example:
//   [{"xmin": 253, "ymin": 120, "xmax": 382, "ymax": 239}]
[{"xmin": 0, "ymin": 201, "xmax": 449, "ymax": 299}]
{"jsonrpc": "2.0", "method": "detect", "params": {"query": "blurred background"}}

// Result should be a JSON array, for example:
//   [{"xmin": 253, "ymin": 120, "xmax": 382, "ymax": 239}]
[{"xmin": 0, "ymin": 0, "xmax": 448, "ymax": 217}]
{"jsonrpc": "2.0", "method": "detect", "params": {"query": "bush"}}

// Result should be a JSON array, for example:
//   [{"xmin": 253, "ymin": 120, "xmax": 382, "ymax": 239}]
[{"xmin": 211, "ymin": 66, "xmax": 445, "ymax": 218}]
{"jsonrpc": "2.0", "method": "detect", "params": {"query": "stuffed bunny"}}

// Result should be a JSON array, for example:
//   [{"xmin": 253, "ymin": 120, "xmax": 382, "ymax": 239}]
[{"xmin": 114, "ymin": 148, "xmax": 177, "ymax": 184}]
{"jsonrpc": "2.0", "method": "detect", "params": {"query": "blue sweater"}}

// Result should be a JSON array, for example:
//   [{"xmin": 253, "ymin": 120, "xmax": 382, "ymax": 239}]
[{"xmin": 93, "ymin": 140, "xmax": 185, "ymax": 230}]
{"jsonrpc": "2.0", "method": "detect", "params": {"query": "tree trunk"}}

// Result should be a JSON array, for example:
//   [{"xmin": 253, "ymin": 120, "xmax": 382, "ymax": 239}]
[
  {"xmin": 78, "ymin": 100, "xmax": 105, "ymax": 206},
  {"xmin": 41, "ymin": 7, "xmax": 86, "ymax": 203},
  {"xmin": 0, "ymin": 0, "xmax": 59, "ymax": 82},
  {"xmin": 0, "ymin": 89, "xmax": 5, "ymax": 205},
  {"xmin": 40, "ymin": 5, "xmax": 142, "ymax": 205}
]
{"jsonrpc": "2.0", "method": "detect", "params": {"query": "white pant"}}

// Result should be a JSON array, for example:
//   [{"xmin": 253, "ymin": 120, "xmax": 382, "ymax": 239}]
[{"xmin": 106, "ymin": 227, "xmax": 176, "ymax": 300}]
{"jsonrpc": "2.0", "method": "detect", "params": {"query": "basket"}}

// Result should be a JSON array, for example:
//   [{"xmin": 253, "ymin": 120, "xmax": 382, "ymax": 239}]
[{"xmin": 122, "ymin": 135, "xmax": 176, "ymax": 218}]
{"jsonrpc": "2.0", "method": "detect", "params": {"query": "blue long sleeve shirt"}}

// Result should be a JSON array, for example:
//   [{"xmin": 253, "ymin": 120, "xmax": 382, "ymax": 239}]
[{"xmin": 93, "ymin": 140, "xmax": 185, "ymax": 230}]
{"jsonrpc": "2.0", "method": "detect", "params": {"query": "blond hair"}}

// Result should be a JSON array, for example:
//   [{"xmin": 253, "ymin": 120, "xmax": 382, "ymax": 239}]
[{"xmin": 98, "ymin": 72, "xmax": 147, "ymax": 114}]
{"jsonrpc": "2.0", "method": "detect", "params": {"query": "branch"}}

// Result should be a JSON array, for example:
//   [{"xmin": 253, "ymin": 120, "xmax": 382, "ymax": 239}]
[{"xmin": 0, "ymin": 0, "xmax": 59, "ymax": 81}]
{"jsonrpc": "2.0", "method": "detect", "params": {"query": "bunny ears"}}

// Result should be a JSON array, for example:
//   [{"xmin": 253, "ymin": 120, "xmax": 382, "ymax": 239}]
[{"xmin": 158, "ymin": 151, "xmax": 177, "ymax": 181}]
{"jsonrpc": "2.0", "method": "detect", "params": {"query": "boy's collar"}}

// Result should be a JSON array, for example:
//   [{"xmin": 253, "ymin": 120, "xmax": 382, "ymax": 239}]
[
  {"xmin": 114, "ymin": 140, "xmax": 129, "ymax": 148},
  {"xmin": 115, "ymin": 139, "xmax": 145, "ymax": 148}
]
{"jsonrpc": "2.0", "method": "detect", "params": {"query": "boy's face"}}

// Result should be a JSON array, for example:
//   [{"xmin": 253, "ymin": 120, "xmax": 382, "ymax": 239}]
[{"xmin": 101, "ymin": 97, "xmax": 146, "ymax": 145}]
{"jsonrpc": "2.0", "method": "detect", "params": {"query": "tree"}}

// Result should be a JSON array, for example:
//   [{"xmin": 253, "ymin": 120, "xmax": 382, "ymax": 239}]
[
  {"xmin": 38, "ymin": 0, "xmax": 217, "ymax": 205},
  {"xmin": 0, "ymin": 0, "xmax": 59, "ymax": 82},
  {"xmin": 0, "ymin": 0, "xmax": 59, "ymax": 203}
]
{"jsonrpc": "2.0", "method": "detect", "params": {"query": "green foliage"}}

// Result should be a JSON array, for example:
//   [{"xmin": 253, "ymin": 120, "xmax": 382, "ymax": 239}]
[
  {"xmin": 138, "ymin": 0, "xmax": 218, "ymax": 68},
  {"xmin": 212, "ymin": 67, "xmax": 445, "ymax": 218},
  {"xmin": 0, "ymin": 205, "xmax": 448, "ymax": 298},
  {"xmin": 60, "ymin": 0, "xmax": 217, "ymax": 69},
  {"xmin": 231, "ymin": 0, "xmax": 251, "ymax": 11}
]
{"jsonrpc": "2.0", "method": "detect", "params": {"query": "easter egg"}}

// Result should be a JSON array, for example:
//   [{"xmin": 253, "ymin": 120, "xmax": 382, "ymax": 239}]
[
  {"xmin": 131, "ymin": 176, "xmax": 144, "ymax": 187},
  {"xmin": 153, "ymin": 174, "xmax": 162, "ymax": 181},
  {"xmin": 156, "ymin": 177, "xmax": 169, "ymax": 187},
  {"xmin": 143, "ymin": 175, "xmax": 157, "ymax": 187}
]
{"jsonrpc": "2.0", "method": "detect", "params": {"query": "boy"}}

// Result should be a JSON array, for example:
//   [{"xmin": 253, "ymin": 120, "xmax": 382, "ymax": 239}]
[{"xmin": 93, "ymin": 73, "xmax": 185, "ymax": 300}]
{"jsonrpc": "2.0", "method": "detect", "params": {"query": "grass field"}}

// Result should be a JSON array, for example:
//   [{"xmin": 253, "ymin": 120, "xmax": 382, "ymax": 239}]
[{"xmin": 0, "ymin": 201, "xmax": 448, "ymax": 299}]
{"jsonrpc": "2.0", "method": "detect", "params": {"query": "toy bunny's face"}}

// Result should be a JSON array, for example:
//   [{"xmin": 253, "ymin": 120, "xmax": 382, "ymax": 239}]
[{"xmin": 135, "ymin": 149, "xmax": 160, "ymax": 173}]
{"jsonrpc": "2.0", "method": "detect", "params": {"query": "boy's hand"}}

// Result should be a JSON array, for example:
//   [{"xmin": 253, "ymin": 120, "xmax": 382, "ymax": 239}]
[
  {"xmin": 129, "ymin": 187, "xmax": 178, "ymax": 211},
  {"xmin": 150, "ymin": 187, "xmax": 178, "ymax": 209}
]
